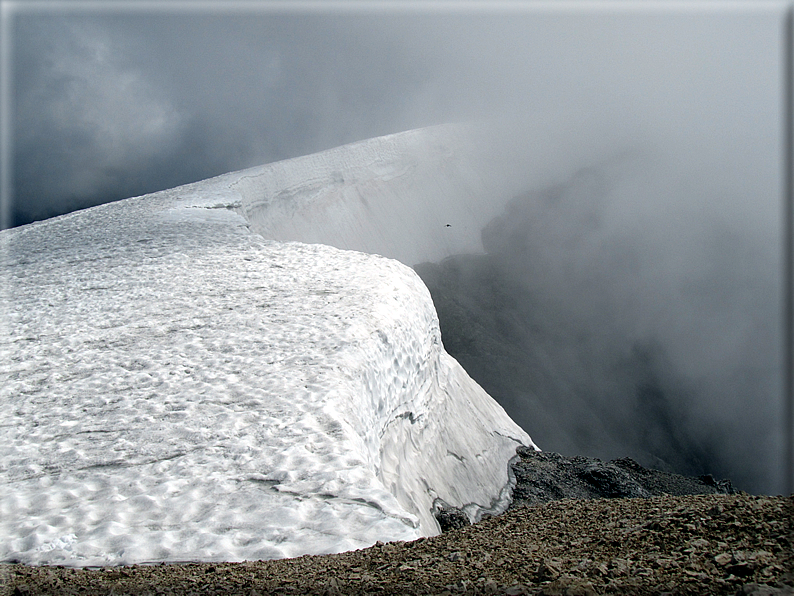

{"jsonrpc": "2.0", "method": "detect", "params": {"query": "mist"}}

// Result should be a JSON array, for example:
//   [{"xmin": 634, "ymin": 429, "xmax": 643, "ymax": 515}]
[
  {"xmin": 4, "ymin": 5, "xmax": 788, "ymax": 493},
  {"xmin": 416, "ymin": 135, "xmax": 782, "ymax": 493},
  {"xmin": 7, "ymin": 7, "xmax": 782, "ymax": 227}
]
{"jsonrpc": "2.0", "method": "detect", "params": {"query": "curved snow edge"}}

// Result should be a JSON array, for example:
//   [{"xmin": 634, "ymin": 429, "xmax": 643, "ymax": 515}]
[
  {"xmin": 219, "ymin": 186, "xmax": 539, "ymax": 535},
  {"xmin": 171, "ymin": 123, "xmax": 541, "ymax": 536},
  {"xmin": 170, "ymin": 122, "xmax": 541, "ymax": 536}
]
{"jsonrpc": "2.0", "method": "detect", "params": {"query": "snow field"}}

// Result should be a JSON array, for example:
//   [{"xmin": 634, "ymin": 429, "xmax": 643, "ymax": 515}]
[{"xmin": 0, "ymin": 151, "xmax": 534, "ymax": 566}]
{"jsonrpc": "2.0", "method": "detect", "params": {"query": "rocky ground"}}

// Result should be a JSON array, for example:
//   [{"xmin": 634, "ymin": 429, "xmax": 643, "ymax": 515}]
[
  {"xmin": 508, "ymin": 447, "xmax": 736, "ymax": 507},
  {"xmin": 2, "ymin": 451, "xmax": 792, "ymax": 596}
]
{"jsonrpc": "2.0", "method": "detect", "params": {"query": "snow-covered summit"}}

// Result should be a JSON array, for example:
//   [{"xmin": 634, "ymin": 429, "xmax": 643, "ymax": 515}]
[{"xmin": 0, "ymin": 124, "xmax": 535, "ymax": 566}]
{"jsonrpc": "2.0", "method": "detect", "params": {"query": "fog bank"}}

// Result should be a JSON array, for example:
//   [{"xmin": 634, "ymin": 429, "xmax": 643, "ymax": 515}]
[{"xmin": 230, "ymin": 119, "xmax": 781, "ymax": 494}]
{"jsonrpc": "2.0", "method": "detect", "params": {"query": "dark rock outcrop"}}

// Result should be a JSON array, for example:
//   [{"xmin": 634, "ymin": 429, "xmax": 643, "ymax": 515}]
[
  {"xmin": 434, "ymin": 447, "xmax": 735, "ymax": 533},
  {"xmin": 509, "ymin": 446, "xmax": 734, "ymax": 510},
  {"xmin": 433, "ymin": 505, "xmax": 471, "ymax": 533}
]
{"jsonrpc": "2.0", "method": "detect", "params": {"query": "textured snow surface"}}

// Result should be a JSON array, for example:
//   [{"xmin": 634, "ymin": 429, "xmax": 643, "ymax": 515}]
[{"xmin": 0, "ymin": 125, "xmax": 534, "ymax": 566}]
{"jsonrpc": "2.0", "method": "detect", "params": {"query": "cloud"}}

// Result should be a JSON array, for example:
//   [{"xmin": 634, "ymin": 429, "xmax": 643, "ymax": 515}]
[
  {"xmin": 418, "ymin": 142, "xmax": 782, "ymax": 493},
  {"xmin": 9, "ymin": 7, "xmax": 782, "ymax": 227},
  {"xmin": 12, "ymin": 16, "xmax": 187, "ymax": 224}
]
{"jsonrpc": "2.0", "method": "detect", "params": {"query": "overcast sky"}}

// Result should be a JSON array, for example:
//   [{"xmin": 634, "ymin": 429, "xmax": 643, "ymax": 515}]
[{"xmin": 2, "ymin": 1, "xmax": 787, "ymax": 228}]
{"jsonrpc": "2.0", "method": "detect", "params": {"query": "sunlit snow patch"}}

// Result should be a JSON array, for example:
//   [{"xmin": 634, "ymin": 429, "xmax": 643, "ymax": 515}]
[{"xmin": 0, "ymin": 125, "xmax": 534, "ymax": 566}]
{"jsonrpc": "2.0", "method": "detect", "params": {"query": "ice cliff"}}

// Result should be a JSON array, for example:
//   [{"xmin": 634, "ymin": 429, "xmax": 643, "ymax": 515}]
[
  {"xmin": 227, "ymin": 121, "xmax": 576, "ymax": 265},
  {"xmin": 0, "ymin": 124, "xmax": 535, "ymax": 566}
]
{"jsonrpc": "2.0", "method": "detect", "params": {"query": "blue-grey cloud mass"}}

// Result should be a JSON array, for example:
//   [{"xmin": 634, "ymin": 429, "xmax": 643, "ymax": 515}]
[
  {"xmin": 3, "ymin": 3, "xmax": 789, "ymax": 494},
  {"xmin": 9, "ymin": 5, "xmax": 782, "ymax": 228}
]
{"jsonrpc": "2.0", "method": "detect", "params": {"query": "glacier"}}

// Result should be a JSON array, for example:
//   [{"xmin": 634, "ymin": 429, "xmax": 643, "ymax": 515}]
[{"xmin": 0, "ymin": 124, "xmax": 536, "ymax": 566}]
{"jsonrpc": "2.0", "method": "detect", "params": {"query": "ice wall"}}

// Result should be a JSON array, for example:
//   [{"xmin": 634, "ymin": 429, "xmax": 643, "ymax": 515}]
[
  {"xmin": 227, "ymin": 122, "xmax": 556, "ymax": 266},
  {"xmin": 0, "ymin": 150, "xmax": 533, "ymax": 566},
  {"xmin": 221, "ymin": 118, "xmax": 641, "ymax": 267}
]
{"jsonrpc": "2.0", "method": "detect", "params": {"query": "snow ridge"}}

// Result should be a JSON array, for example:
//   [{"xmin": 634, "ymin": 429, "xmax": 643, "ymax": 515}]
[{"xmin": 0, "ymin": 124, "xmax": 534, "ymax": 567}]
